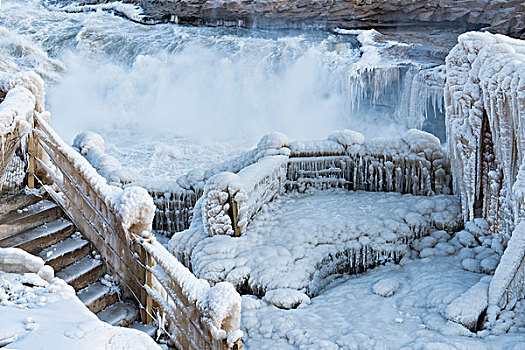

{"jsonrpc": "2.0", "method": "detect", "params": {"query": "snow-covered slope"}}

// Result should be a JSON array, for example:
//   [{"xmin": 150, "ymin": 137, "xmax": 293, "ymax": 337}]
[{"xmin": 0, "ymin": 247, "xmax": 160, "ymax": 349}]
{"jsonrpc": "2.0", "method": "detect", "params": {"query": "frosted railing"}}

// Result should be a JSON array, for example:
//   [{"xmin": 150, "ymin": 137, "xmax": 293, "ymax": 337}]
[
  {"xmin": 0, "ymin": 72, "xmax": 45, "ymax": 194},
  {"xmin": 139, "ymin": 235, "xmax": 243, "ymax": 349},
  {"xmin": 201, "ymin": 155, "xmax": 289, "ymax": 237},
  {"xmin": 199, "ymin": 129, "xmax": 451, "ymax": 238},
  {"xmin": 287, "ymin": 130, "xmax": 452, "ymax": 195},
  {"xmin": 140, "ymin": 132, "xmax": 290, "ymax": 236},
  {"xmin": 32, "ymin": 114, "xmax": 243, "ymax": 349}
]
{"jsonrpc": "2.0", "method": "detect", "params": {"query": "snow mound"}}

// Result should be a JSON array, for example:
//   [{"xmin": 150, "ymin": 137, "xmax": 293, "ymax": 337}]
[
  {"xmin": 257, "ymin": 132, "xmax": 290, "ymax": 150},
  {"xmin": 372, "ymin": 278, "xmax": 399, "ymax": 297},
  {"xmin": 263, "ymin": 289, "xmax": 310, "ymax": 309},
  {"xmin": 73, "ymin": 131, "xmax": 105, "ymax": 155},
  {"xmin": 0, "ymin": 248, "xmax": 44, "ymax": 274},
  {"xmin": 327, "ymin": 129, "xmax": 365, "ymax": 147}
]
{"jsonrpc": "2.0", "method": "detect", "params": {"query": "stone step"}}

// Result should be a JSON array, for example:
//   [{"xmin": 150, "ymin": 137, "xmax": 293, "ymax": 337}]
[
  {"xmin": 78, "ymin": 281, "xmax": 120, "ymax": 314},
  {"xmin": 56, "ymin": 256, "xmax": 105, "ymax": 291},
  {"xmin": 38, "ymin": 236, "xmax": 90, "ymax": 271},
  {"xmin": 0, "ymin": 200, "xmax": 62, "ymax": 241},
  {"xmin": 0, "ymin": 218, "xmax": 75, "ymax": 254},
  {"xmin": 97, "ymin": 301, "xmax": 139, "ymax": 327}
]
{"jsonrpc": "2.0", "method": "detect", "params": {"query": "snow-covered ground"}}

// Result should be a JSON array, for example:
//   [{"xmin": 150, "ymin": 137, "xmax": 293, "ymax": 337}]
[
  {"xmin": 0, "ymin": 248, "xmax": 160, "ymax": 349},
  {"xmin": 241, "ymin": 254, "xmax": 525, "ymax": 349}
]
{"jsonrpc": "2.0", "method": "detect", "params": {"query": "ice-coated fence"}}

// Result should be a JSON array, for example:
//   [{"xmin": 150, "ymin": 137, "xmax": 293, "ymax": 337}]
[
  {"xmin": 29, "ymin": 112, "xmax": 243, "ymax": 349},
  {"xmin": 146, "ymin": 129, "xmax": 452, "ymax": 239},
  {"xmin": 202, "ymin": 155, "xmax": 289, "ymax": 237},
  {"xmin": 0, "ymin": 72, "xmax": 44, "ymax": 195},
  {"xmin": 197, "ymin": 129, "xmax": 452, "ymax": 239},
  {"xmin": 287, "ymin": 129, "xmax": 451, "ymax": 195},
  {"xmin": 139, "ymin": 236, "xmax": 242, "ymax": 349}
]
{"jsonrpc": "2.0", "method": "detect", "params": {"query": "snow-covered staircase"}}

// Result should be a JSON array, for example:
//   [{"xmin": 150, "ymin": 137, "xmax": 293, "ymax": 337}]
[{"xmin": 0, "ymin": 191, "xmax": 140, "ymax": 328}]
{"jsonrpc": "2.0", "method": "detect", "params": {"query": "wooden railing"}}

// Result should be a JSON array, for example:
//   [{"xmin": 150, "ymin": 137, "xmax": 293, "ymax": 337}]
[{"xmin": 31, "ymin": 113, "xmax": 243, "ymax": 349}]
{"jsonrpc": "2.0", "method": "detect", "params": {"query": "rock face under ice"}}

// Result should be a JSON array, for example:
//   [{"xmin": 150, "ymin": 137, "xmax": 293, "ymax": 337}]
[
  {"xmin": 445, "ymin": 31, "xmax": 525, "ymax": 240},
  {"xmin": 170, "ymin": 189, "xmax": 461, "ymax": 301},
  {"xmin": 84, "ymin": 0, "xmax": 525, "ymax": 38}
]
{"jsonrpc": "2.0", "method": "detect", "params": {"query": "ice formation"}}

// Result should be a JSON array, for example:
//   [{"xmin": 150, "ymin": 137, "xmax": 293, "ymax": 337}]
[
  {"xmin": 171, "ymin": 188, "xmax": 461, "ymax": 304},
  {"xmin": 445, "ymin": 276, "xmax": 491, "ymax": 331},
  {"xmin": 445, "ymin": 31, "xmax": 525, "ymax": 323},
  {"xmin": 446, "ymin": 31, "xmax": 525, "ymax": 239}
]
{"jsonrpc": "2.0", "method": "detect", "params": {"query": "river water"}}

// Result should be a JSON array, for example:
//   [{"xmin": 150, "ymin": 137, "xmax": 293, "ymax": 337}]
[{"xmin": 0, "ymin": 0, "xmax": 444, "ymax": 181}]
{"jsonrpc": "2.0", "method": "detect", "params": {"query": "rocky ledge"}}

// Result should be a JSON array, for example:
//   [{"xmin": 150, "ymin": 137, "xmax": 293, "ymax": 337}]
[{"xmin": 55, "ymin": 0, "xmax": 524, "ymax": 38}]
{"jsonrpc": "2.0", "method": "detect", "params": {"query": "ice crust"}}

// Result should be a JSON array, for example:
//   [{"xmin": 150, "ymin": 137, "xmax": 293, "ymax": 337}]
[{"xmin": 170, "ymin": 189, "xmax": 461, "ymax": 302}]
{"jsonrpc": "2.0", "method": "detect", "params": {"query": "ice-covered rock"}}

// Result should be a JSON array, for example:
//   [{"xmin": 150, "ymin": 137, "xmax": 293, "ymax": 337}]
[
  {"xmin": 462, "ymin": 258, "xmax": 481, "ymax": 273},
  {"xmin": 480, "ymin": 256, "xmax": 500, "ymax": 275},
  {"xmin": 456, "ymin": 230, "xmax": 477, "ymax": 248},
  {"xmin": 372, "ymin": 278, "xmax": 399, "ymax": 297},
  {"xmin": 263, "ymin": 289, "xmax": 310, "ymax": 309}
]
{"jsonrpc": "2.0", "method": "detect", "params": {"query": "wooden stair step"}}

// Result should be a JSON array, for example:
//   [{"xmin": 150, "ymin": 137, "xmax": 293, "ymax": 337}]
[
  {"xmin": 97, "ymin": 301, "xmax": 139, "ymax": 327},
  {"xmin": 129, "ymin": 321, "xmax": 157, "ymax": 337},
  {"xmin": 38, "ymin": 236, "xmax": 90, "ymax": 271},
  {"xmin": 0, "ymin": 218, "xmax": 75, "ymax": 254},
  {"xmin": 78, "ymin": 281, "xmax": 120, "ymax": 314},
  {"xmin": 0, "ymin": 192, "xmax": 42, "ymax": 218},
  {"xmin": 56, "ymin": 256, "xmax": 105, "ymax": 291},
  {"xmin": 0, "ymin": 200, "xmax": 62, "ymax": 241}
]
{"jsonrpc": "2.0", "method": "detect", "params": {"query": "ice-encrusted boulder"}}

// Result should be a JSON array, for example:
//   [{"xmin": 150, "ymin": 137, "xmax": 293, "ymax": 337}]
[{"xmin": 372, "ymin": 278, "xmax": 400, "ymax": 297}]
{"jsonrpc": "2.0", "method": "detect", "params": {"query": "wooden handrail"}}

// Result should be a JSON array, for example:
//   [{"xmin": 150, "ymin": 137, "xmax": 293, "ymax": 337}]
[{"xmin": 31, "ymin": 113, "xmax": 243, "ymax": 349}]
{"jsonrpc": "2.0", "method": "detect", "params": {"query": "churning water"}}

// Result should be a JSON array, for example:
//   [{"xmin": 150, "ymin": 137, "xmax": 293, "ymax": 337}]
[{"xmin": 0, "ymin": 0, "xmax": 445, "ymax": 181}]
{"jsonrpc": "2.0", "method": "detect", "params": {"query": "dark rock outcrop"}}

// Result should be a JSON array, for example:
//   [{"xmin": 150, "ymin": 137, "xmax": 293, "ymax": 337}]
[{"xmin": 66, "ymin": 0, "xmax": 525, "ymax": 38}]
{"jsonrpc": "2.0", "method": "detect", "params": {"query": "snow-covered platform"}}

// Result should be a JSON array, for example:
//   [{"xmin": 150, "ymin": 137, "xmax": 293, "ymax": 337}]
[
  {"xmin": 171, "ymin": 189, "xmax": 461, "ymax": 304},
  {"xmin": 241, "ymin": 253, "xmax": 525, "ymax": 349}
]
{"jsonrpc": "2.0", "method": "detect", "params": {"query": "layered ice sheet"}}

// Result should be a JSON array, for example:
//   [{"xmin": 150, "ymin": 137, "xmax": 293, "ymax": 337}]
[{"xmin": 170, "ymin": 188, "xmax": 461, "ymax": 300}]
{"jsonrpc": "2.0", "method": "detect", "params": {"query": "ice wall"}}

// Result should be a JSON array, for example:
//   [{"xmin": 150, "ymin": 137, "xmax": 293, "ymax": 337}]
[{"xmin": 445, "ymin": 31, "xmax": 525, "ymax": 241}]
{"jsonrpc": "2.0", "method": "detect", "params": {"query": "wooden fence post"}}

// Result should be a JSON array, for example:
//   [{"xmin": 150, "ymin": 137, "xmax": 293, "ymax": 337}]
[
  {"xmin": 232, "ymin": 339, "xmax": 243, "ymax": 350},
  {"xmin": 228, "ymin": 196, "xmax": 241, "ymax": 237},
  {"xmin": 27, "ymin": 115, "xmax": 35, "ymax": 189},
  {"xmin": 140, "ymin": 231, "xmax": 154, "ymax": 324}
]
